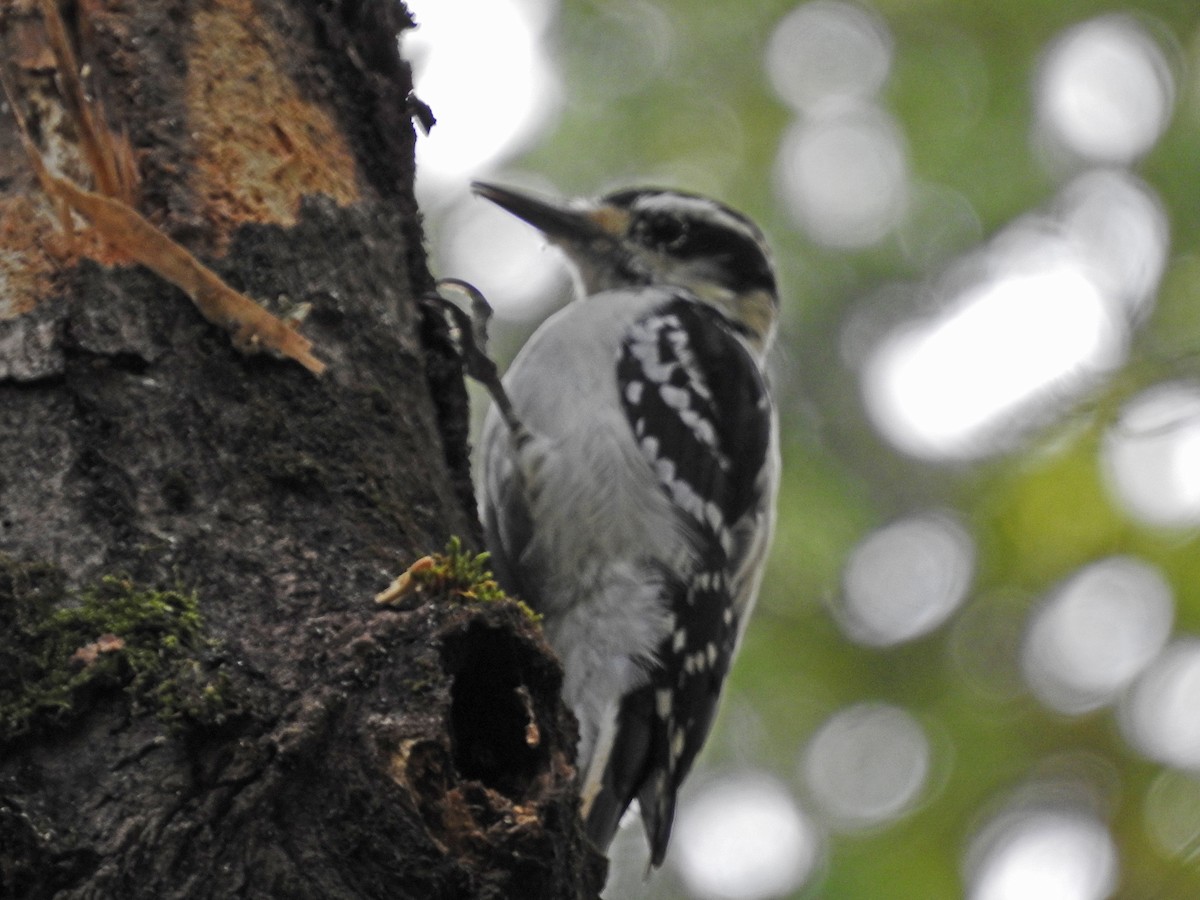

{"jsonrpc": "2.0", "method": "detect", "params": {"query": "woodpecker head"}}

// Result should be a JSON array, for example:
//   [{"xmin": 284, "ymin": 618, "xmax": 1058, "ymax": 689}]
[{"xmin": 473, "ymin": 181, "xmax": 779, "ymax": 353}]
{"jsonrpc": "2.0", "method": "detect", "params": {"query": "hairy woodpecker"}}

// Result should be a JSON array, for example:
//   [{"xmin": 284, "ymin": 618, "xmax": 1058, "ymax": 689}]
[{"xmin": 474, "ymin": 181, "xmax": 780, "ymax": 866}]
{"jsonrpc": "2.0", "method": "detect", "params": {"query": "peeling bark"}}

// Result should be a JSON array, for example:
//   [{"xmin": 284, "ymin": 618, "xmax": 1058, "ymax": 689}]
[{"xmin": 0, "ymin": 2, "xmax": 603, "ymax": 897}]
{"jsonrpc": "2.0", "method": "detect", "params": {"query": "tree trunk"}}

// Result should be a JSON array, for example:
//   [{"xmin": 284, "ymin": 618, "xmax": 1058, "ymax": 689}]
[{"xmin": 0, "ymin": 2, "xmax": 603, "ymax": 897}]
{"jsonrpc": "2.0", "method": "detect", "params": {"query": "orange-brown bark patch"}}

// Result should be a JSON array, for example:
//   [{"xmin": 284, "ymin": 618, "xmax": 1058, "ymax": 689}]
[
  {"xmin": 0, "ymin": 197, "xmax": 60, "ymax": 318},
  {"xmin": 187, "ymin": 0, "xmax": 360, "ymax": 245}
]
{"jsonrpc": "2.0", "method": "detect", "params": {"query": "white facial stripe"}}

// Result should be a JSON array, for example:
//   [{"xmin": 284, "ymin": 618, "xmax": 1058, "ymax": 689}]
[{"xmin": 631, "ymin": 193, "xmax": 767, "ymax": 249}]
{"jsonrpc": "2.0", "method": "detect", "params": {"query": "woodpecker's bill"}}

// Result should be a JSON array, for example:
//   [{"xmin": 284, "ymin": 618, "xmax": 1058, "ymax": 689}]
[{"xmin": 474, "ymin": 181, "xmax": 779, "ymax": 867}]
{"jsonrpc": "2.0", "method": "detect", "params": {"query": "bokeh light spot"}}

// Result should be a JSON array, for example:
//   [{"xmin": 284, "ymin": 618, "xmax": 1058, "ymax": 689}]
[
  {"xmin": 863, "ymin": 254, "xmax": 1124, "ymax": 459},
  {"xmin": 1120, "ymin": 638, "xmax": 1200, "ymax": 769},
  {"xmin": 860, "ymin": 167, "xmax": 1167, "ymax": 460},
  {"xmin": 866, "ymin": 155, "xmax": 1181, "ymax": 461},
  {"xmin": 802, "ymin": 703, "xmax": 931, "ymax": 829},
  {"xmin": 405, "ymin": 0, "xmax": 561, "ymax": 185},
  {"xmin": 1055, "ymin": 169, "xmax": 1168, "ymax": 319},
  {"xmin": 967, "ymin": 807, "xmax": 1119, "ymax": 900},
  {"xmin": 1037, "ymin": 14, "xmax": 1174, "ymax": 164},
  {"xmin": 568, "ymin": 0, "xmax": 675, "ymax": 104},
  {"xmin": 838, "ymin": 511, "xmax": 974, "ymax": 646},
  {"xmin": 673, "ymin": 773, "xmax": 819, "ymax": 900},
  {"xmin": 1144, "ymin": 770, "xmax": 1200, "ymax": 858},
  {"xmin": 1102, "ymin": 381, "xmax": 1200, "ymax": 528},
  {"xmin": 775, "ymin": 106, "xmax": 909, "ymax": 249},
  {"xmin": 1022, "ymin": 556, "xmax": 1173, "ymax": 715},
  {"xmin": 765, "ymin": 1, "xmax": 893, "ymax": 113}
]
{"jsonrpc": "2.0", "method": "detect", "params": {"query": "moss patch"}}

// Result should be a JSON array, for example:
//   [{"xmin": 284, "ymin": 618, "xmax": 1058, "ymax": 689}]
[
  {"xmin": 0, "ymin": 559, "xmax": 230, "ymax": 741},
  {"xmin": 377, "ymin": 537, "xmax": 540, "ymax": 623}
]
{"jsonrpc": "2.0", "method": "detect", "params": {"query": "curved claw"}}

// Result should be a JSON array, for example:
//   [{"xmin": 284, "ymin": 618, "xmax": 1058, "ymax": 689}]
[{"xmin": 424, "ymin": 279, "xmax": 524, "ymax": 440}]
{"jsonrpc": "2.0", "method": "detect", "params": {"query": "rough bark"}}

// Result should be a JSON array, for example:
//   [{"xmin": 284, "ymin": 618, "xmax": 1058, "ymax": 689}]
[{"xmin": 0, "ymin": 2, "xmax": 603, "ymax": 897}]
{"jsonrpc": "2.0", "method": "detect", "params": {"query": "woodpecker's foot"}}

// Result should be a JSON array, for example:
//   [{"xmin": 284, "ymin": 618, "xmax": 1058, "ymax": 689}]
[{"xmin": 423, "ymin": 279, "xmax": 524, "ymax": 436}]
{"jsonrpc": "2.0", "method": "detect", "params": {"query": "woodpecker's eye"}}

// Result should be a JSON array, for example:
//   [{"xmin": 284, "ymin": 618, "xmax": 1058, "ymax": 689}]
[{"xmin": 635, "ymin": 214, "xmax": 689, "ymax": 251}]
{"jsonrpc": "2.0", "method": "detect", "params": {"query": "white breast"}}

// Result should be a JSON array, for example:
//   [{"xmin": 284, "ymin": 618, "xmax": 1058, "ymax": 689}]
[{"xmin": 479, "ymin": 286, "xmax": 695, "ymax": 784}]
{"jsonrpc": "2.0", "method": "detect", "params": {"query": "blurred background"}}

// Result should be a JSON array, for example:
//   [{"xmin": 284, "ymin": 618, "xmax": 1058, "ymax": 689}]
[{"xmin": 402, "ymin": 1, "xmax": 1200, "ymax": 897}]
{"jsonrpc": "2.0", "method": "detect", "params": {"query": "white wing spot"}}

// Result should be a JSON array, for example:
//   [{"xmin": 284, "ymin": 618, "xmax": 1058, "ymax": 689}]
[
  {"xmin": 655, "ymin": 456, "xmax": 677, "ymax": 485},
  {"xmin": 671, "ymin": 727, "xmax": 686, "ymax": 762},
  {"xmin": 656, "ymin": 688, "xmax": 673, "ymax": 718},
  {"xmin": 705, "ymin": 501, "xmax": 725, "ymax": 534},
  {"xmin": 659, "ymin": 384, "xmax": 692, "ymax": 411},
  {"xmin": 667, "ymin": 476, "xmax": 706, "ymax": 521}
]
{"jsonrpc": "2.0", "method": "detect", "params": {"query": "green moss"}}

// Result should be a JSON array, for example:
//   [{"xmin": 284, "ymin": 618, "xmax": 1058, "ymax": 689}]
[
  {"xmin": 0, "ymin": 559, "xmax": 230, "ymax": 741},
  {"xmin": 437, "ymin": 536, "xmax": 541, "ymax": 622},
  {"xmin": 386, "ymin": 537, "xmax": 541, "ymax": 623},
  {"xmin": 435, "ymin": 537, "xmax": 506, "ymax": 601}
]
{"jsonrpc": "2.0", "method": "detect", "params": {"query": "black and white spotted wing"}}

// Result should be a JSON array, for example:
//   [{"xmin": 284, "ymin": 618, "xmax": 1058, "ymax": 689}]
[
  {"xmin": 585, "ymin": 295, "xmax": 774, "ymax": 864},
  {"xmin": 617, "ymin": 297, "xmax": 771, "ymax": 543}
]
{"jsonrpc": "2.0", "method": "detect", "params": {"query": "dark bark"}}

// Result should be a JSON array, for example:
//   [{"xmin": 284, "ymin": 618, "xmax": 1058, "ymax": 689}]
[{"xmin": 0, "ymin": 2, "xmax": 603, "ymax": 897}]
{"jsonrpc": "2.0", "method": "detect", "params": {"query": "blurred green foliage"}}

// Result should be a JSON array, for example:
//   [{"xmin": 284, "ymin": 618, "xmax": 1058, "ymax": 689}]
[{"xmin": 500, "ymin": 0, "xmax": 1200, "ymax": 896}]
